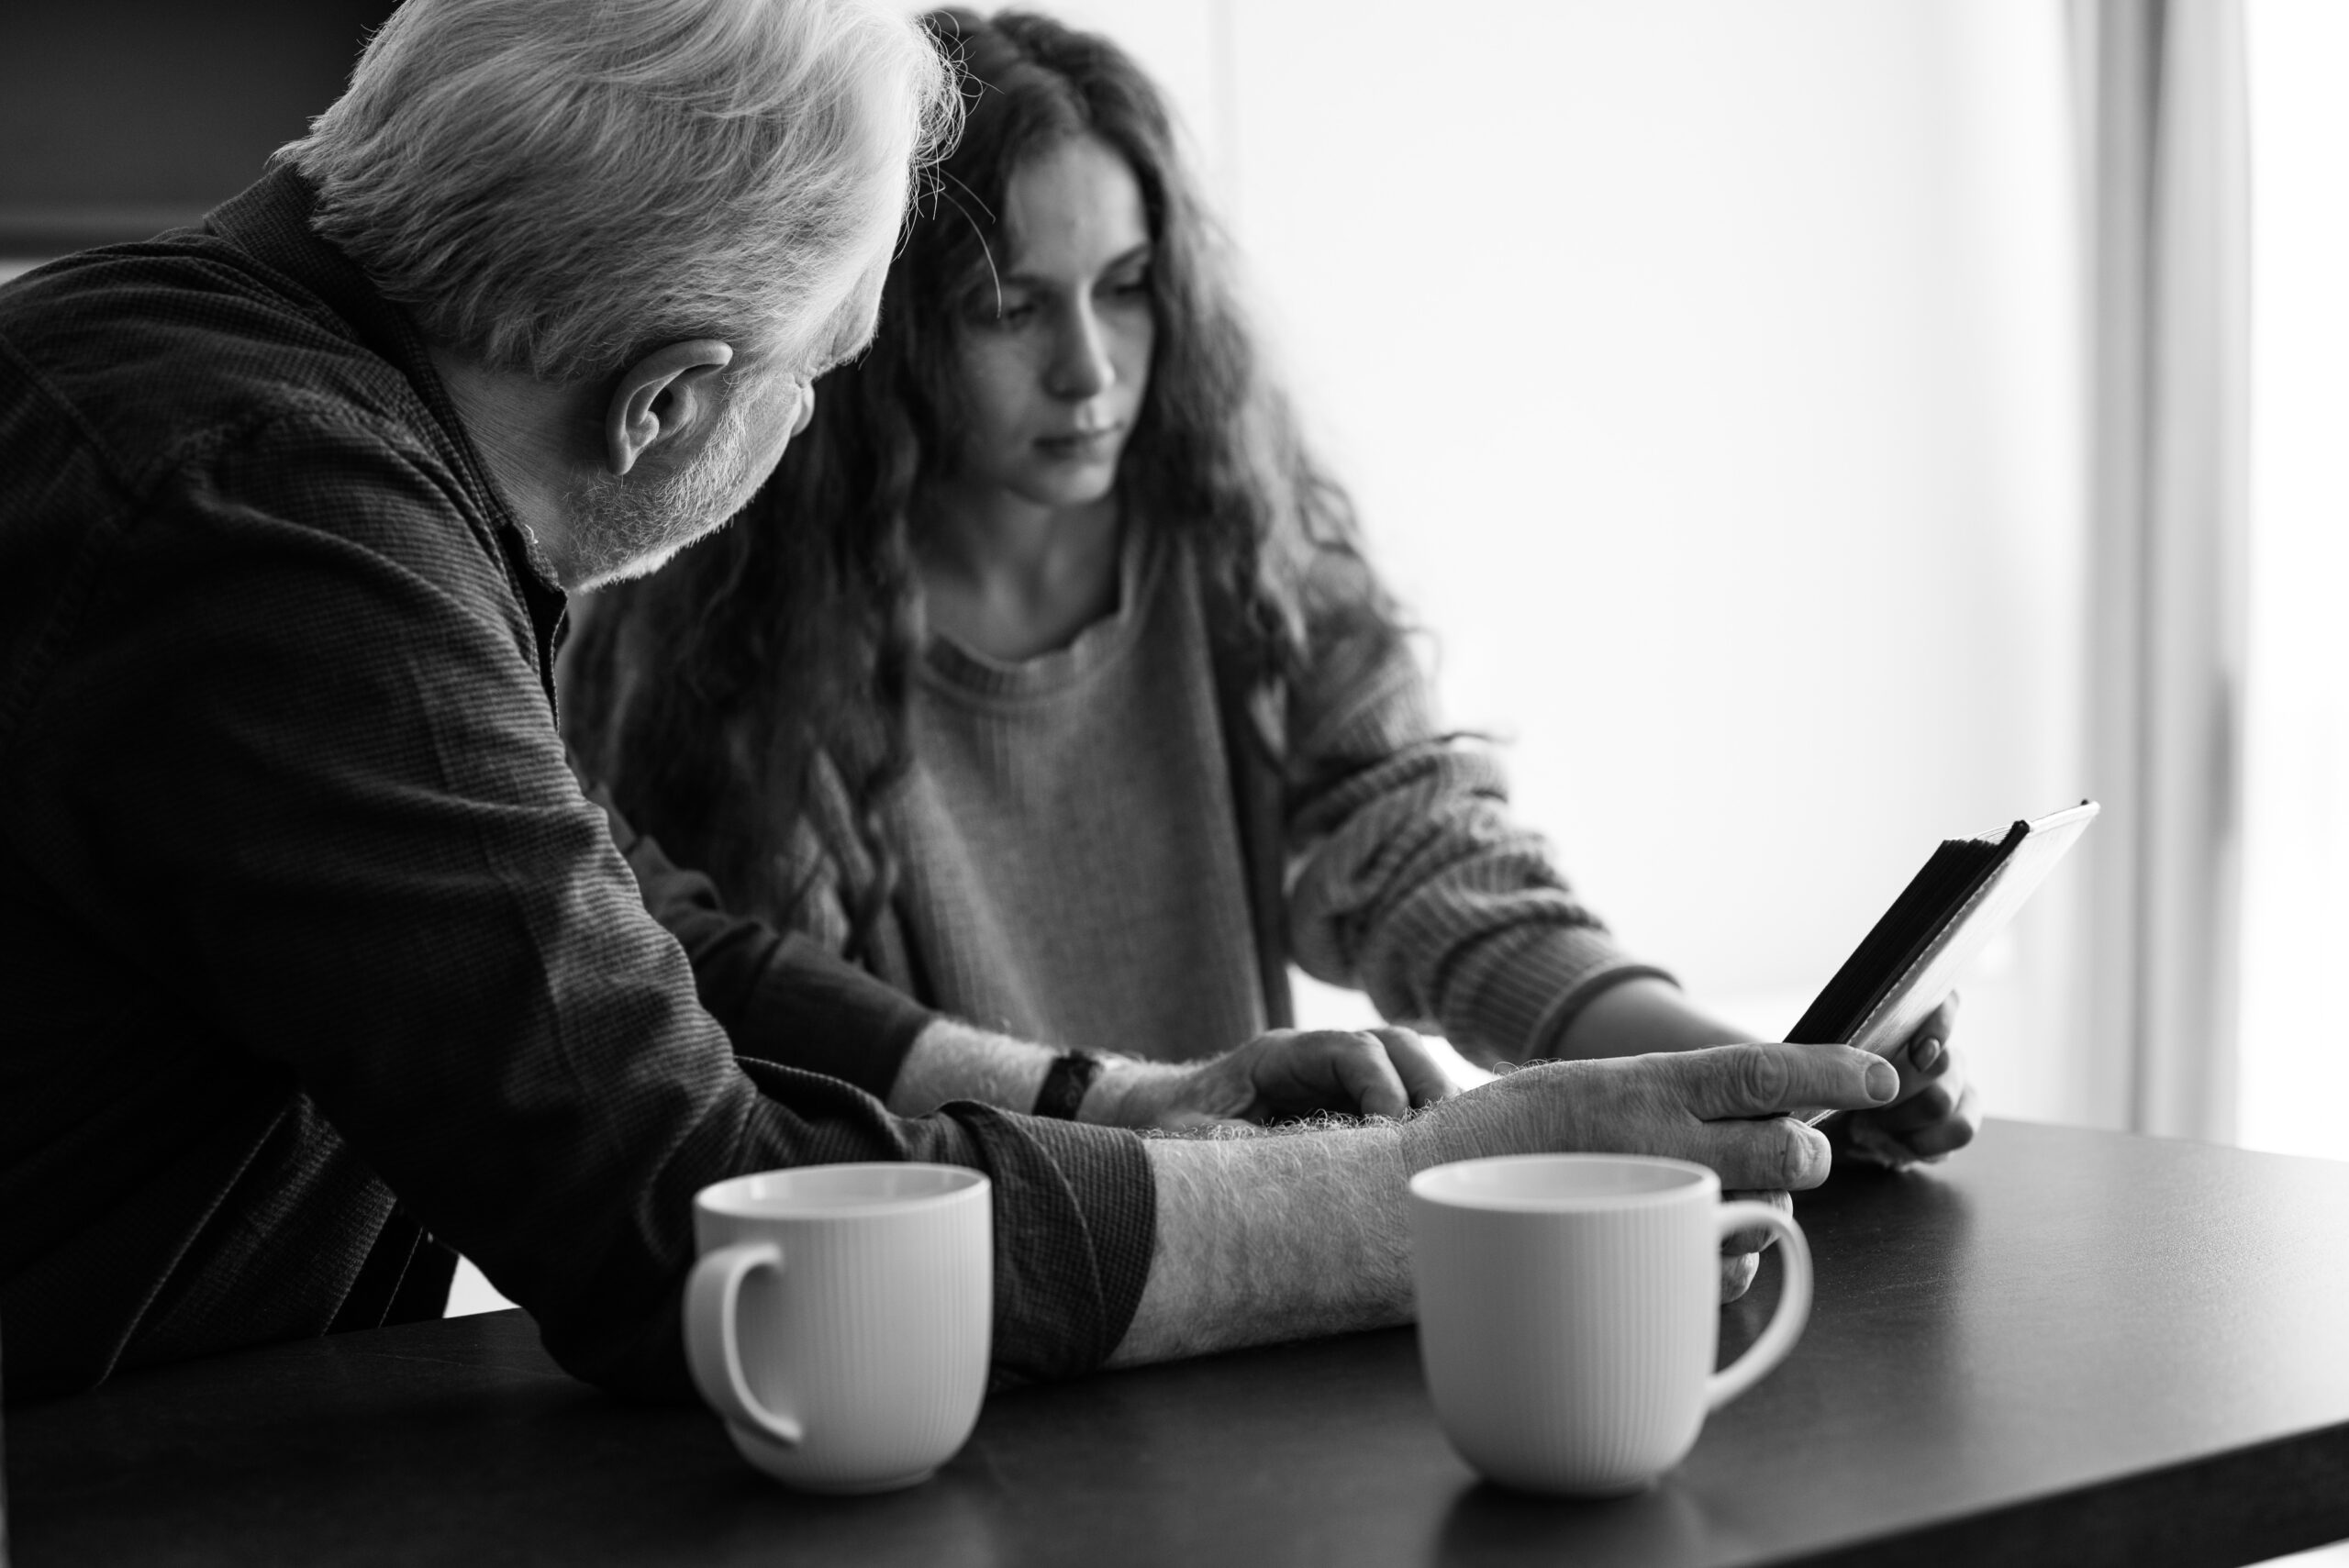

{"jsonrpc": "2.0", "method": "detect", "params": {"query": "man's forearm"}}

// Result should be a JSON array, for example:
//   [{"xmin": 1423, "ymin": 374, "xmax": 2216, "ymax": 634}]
[
  {"xmin": 1108, "ymin": 1039, "xmax": 1907, "ymax": 1367},
  {"xmin": 1108, "ymin": 1126, "xmax": 1418, "ymax": 1365}
]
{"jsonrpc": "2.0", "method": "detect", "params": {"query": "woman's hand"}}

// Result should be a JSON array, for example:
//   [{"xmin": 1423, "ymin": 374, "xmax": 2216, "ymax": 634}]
[
  {"xmin": 1097, "ymin": 1027, "xmax": 1458, "ymax": 1130},
  {"xmin": 1832, "ymin": 995, "xmax": 1980, "ymax": 1167}
]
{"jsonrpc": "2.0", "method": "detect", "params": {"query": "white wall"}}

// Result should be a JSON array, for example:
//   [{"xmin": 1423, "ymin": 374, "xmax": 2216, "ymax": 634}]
[
  {"xmin": 1031, "ymin": 0, "xmax": 2094, "ymax": 1120},
  {"xmin": 477, "ymin": 1, "xmax": 2099, "ymax": 1316}
]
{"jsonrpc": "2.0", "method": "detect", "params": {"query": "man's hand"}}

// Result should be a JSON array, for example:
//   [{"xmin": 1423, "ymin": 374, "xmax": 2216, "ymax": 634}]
[
  {"xmin": 1833, "ymin": 996, "xmax": 1980, "ymax": 1167},
  {"xmin": 1400, "ymin": 1041, "xmax": 1901, "ymax": 1300},
  {"xmin": 1717, "ymin": 1188, "xmax": 1793, "ymax": 1301},
  {"xmin": 1722, "ymin": 1000, "xmax": 1977, "ymax": 1293},
  {"xmin": 1403, "ymin": 1040, "xmax": 1899, "ymax": 1184},
  {"xmin": 1115, "ymin": 1040, "xmax": 1898, "ymax": 1367},
  {"xmin": 1096, "ymin": 1027, "xmax": 1457, "ymax": 1130}
]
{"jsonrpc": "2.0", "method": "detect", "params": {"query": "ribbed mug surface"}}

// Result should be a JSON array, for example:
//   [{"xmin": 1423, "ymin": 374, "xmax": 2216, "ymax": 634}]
[
  {"xmin": 1410, "ymin": 1154, "xmax": 1795, "ymax": 1496},
  {"xmin": 688, "ymin": 1164, "xmax": 992, "ymax": 1493}
]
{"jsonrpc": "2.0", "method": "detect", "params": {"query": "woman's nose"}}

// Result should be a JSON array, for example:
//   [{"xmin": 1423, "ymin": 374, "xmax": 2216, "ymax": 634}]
[{"xmin": 1045, "ymin": 306, "xmax": 1115, "ymax": 402}]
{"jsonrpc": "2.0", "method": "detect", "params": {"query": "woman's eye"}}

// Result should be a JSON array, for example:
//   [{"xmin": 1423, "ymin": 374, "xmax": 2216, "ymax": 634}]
[{"xmin": 960, "ymin": 291, "xmax": 1032, "ymax": 328}]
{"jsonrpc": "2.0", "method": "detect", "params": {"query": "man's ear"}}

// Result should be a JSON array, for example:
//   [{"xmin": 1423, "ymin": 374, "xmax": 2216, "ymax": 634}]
[{"xmin": 604, "ymin": 339, "xmax": 735, "ymax": 477}]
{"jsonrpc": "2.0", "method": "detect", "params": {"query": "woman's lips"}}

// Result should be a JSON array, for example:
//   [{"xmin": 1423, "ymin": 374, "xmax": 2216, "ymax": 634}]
[{"xmin": 1034, "ymin": 425, "xmax": 1122, "ymax": 457}]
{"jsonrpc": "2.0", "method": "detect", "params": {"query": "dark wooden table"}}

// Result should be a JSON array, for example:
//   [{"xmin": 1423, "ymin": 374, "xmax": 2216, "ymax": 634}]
[{"xmin": 7, "ymin": 1119, "xmax": 2349, "ymax": 1567}]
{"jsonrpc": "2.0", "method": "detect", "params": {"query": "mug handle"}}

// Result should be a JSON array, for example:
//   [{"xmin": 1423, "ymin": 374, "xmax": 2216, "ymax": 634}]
[
  {"xmin": 1705, "ymin": 1200, "xmax": 1813, "ymax": 1411},
  {"xmin": 684, "ymin": 1240, "xmax": 805, "ymax": 1446}
]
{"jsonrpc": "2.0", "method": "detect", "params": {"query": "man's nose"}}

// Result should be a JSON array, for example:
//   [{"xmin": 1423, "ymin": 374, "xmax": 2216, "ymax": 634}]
[{"xmin": 1045, "ymin": 306, "xmax": 1115, "ymax": 402}]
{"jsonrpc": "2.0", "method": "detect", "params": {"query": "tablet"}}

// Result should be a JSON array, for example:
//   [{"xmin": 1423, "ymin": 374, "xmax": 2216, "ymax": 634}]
[{"xmin": 1788, "ymin": 800, "xmax": 2099, "ymax": 1125}]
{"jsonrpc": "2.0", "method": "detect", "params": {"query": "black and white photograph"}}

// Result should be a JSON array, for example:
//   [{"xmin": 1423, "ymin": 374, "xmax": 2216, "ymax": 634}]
[{"xmin": 1, "ymin": 1, "xmax": 2344, "ymax": 1563}]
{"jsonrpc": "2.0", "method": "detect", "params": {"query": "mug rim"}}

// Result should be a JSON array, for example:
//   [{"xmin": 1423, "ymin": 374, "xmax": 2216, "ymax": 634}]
[
  {"xmin": 696, "ymin": 1162, "xmax": 990, "ymax": 1221},
  {"xmin": 1408, "ymin": 1152, "xmax": 1720, "ymax": 1212}
]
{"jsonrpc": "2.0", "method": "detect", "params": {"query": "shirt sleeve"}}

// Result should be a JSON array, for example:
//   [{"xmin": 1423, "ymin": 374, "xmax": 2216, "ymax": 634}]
[
  {"xmin": 1278, "ymin": 577, "xmax": 1675, "ymax": 1064},
  {"xmin": 11, "ymin": 413, "xmax": 1153, "ymax": 1395},
  {"xmin": 577, "ymin": 771, "xmax": 928, "ymax": 1100}
]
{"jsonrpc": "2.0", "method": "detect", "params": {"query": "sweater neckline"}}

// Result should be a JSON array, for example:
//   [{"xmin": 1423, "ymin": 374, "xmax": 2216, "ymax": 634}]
[{"xmin": 918, "ymin": 519, "xmax": 1163, "ymax": 703}]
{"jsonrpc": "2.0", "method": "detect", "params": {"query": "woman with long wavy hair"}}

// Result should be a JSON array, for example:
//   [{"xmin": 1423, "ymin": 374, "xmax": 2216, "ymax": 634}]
[{"xmin": 562, "ymin": 7, "xmax": 1976, "ymax": 1163}]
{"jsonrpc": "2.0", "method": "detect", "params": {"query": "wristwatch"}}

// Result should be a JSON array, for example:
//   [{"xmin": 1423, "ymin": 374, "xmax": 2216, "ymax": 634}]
[{"xmin": 1033, "ymin": 1051, "xmax": 1104, "ymax": 1119}]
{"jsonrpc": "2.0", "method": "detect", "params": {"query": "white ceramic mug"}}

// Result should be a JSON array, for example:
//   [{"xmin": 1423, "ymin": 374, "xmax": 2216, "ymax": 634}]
[
  {"xmin": 1408, "ymin": 1153, "xmax": 1812, "ymax": 1496},
  {"xmin": 684, "ymin": 1163, "xmax": 992, "ymax": 1494}
]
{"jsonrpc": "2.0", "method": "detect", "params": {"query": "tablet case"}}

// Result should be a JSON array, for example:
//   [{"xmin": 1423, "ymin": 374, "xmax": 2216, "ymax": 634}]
[{"xmin": 1789, "ymin": 800, "xmax": 2099, "ymax": 1125}]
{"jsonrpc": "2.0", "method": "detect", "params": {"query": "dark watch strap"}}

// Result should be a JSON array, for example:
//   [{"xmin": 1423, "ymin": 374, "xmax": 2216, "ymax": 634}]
[{"xmin": 1034, "ymin": 1051, "xmax": 1104, "ymax": 1119}]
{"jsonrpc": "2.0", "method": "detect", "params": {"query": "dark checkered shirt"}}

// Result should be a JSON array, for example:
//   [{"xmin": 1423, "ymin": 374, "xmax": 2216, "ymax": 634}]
[{"xmin": 0, "ymin": 166, "xmax": 1153, "ymax": 1404}]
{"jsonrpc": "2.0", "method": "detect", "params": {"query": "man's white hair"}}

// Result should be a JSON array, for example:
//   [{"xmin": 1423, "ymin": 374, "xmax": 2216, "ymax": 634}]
[{"xmin": 284, "ymin": 0, "xmax": 956, "ymax": 383}]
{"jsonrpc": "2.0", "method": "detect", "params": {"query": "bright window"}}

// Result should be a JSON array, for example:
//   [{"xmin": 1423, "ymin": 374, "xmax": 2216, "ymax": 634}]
[{"xmin": 2236, "ymin": 0, "xmax": 2349, "ymax": 1162}]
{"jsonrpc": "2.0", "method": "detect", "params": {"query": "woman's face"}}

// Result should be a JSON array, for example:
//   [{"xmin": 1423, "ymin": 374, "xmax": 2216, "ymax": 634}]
[{"xmin": 946, "ymin": 134, "xmax": 1155, "ymax": 514}]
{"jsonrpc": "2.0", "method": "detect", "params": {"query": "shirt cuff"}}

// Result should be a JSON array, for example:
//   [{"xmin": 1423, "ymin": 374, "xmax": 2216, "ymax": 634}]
[
  {"xmin": 716, "ymin": 932, "xmax": 932, "ymax": 1098},
  {"xmin": 935, "ymin": 1104, "xmax": 1156, "ymax": 1386},
  {"xmin": 557, "ymin": 1072, "xmax": 1156, "ymax": 1399},
  {"xmin": 1445, "ymin": 921, "xmax": 1677, "ymax": 1062}
]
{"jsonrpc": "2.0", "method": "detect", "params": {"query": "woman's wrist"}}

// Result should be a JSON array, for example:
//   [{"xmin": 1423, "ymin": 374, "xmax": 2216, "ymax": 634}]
[
  {"xmin": 1030, "ymin": 1051, "xmax": 1106, "ymax": 1118},
  {"xmin": 1546, "ymin": 976, "xmax": 1745, "ymax": 1060},
  {"xmin": 1077, "ymin": 1057, "xmax": 1186, "ymax": 1128}
]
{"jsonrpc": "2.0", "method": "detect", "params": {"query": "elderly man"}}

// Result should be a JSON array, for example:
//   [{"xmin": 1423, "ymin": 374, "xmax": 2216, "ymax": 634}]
[{"xmin": 0, "ymin": 0, "xmax": 1965, "ymax": 1404}]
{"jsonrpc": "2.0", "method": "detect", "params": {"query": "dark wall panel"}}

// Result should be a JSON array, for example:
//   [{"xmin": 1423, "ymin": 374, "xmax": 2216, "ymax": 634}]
[{"xmin": 0, "ymin": 0, "xmax": 399, "ymax": 253}]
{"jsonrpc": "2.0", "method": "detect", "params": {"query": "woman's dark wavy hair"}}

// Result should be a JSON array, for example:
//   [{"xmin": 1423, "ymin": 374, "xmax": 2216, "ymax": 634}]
[{"xmin": 562, "ymin": 6, "xmax": 1401, "ymax": 960}]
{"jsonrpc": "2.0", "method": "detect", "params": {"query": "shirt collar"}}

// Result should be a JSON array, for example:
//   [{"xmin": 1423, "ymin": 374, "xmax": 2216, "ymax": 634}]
[{"xmin": 203, "ymin": 164, "xmax": 571, "ymax": 702}]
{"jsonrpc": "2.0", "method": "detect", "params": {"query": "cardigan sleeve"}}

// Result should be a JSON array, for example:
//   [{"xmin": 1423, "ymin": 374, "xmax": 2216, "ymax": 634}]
[{"xmin": 1277, "ymin": 576, "xmax": 1675, "ymax": 1065}]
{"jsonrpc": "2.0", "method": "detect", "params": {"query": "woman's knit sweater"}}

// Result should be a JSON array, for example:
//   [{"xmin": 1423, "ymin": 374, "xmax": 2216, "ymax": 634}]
[{"xmin": 767, "ymin": 522, "xmax": 1671, "ymax": 1065}]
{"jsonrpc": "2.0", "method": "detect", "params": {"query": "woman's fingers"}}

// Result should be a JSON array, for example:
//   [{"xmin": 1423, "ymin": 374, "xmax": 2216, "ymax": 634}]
[
  {"xmin": 1867, "ymin": 1037, "xmax": 1971, "ymax": 1134},
  {"xmin": 1899, "ymin": 993, "xmax": 1961, "ymax": 1079},
  {"xmin": 1240, "ymin": 1027, "xmax": 1453, "ymax": 1118},
  {"xmin": 1897, "ymin": 1080, "xmax": 1982, "ymax": 1159},
  {"xmin": 1332, "ymin": 1033, "xmax": 1413, "ymax": 1117},
  {"xmin": 1845, "ymin": 1006, "xmax": 1964, "ymax": 1135},
  {"xmin": 1370, "ymin": 1027, "xmax": 1457, "ymax": 1109},
  {"xmin": 1245, "ymin": 1029, "xmax": 1411, "ymax": 1118},
  {"xmin": 1873, "ymin": 1077, "xmax": 1957, "ymax": 1133}
]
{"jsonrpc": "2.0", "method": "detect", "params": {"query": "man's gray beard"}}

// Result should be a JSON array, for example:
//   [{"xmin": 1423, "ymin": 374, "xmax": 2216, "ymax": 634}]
[{"xmin": 563, "ymin": 393, "xmax": 763, "ymax": 591}]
